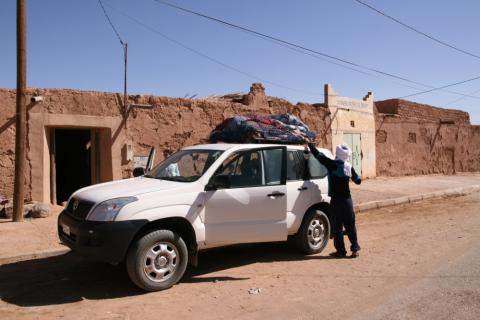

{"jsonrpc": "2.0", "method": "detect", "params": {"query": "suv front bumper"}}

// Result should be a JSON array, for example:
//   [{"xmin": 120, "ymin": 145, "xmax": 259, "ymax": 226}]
[{"xmin": 58, "ymin": 211, "xmax": 148, "ymax": 265}]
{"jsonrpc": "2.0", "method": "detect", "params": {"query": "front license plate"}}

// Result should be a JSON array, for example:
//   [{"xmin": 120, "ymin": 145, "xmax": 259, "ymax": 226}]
[{"xmin": 61, "ymin": 223, "xmax": 70, "ymax": 236}]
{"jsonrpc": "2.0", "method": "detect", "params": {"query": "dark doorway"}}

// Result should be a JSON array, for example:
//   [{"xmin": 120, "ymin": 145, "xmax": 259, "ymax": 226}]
[{"xmin": 54, "ymin": 129, "xmax": 92, "ymax": 204}]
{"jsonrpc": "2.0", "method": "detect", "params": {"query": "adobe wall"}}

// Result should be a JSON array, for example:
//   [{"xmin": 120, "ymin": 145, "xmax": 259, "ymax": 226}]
[
  {"xmin": 376, "ymin": 99, "xmax": 471, "ymax": 123},
  {"xmin": 120, "ymin": 85, "xmax": 331, "ymax": 179},
  {"xmin": 2, "ymin": 86, "xmax": 477, "ymax": 202},
  {"xmin": 0, "ymin": 88, "xmax": 125, "ymax": 202},
  {"xmin": 0, "ymin": 90, "xmax": 17, "ymax": 201},
  {"xmin": 0, "ymin": 84, "xmax": 331, "ymax": 202},
  {"xmin": 375, "ymin": 99, "xmax": 480, "ymax": 176}
]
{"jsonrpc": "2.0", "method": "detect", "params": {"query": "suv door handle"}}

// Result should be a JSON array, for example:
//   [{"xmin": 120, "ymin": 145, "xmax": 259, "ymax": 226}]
[
  {"xmin": 267, "ymin": 192, "xmax": 285, "ymax": 197},
  {"xmin": 297, "ymin": 186, "xmax": 308, "ymax": 191}
]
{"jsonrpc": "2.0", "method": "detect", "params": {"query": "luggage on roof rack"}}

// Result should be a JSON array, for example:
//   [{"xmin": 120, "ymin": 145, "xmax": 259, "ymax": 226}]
[{"xmin": 209, "ymin": 113, "xmax": 316, "ymax": 145}]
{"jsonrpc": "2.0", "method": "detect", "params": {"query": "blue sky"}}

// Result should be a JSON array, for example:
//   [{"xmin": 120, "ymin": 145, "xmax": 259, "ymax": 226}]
[{"xmin": 1, "ymin": 0, "xmax": 479, "ymax": 123}]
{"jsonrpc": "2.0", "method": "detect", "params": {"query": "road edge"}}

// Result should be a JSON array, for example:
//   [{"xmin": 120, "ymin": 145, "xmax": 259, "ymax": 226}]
[
  {"xmin": 355, "ymin": 185, "xmax": 480, "ymax": 212},
  {"xmin": 0, "ymin": 247, "xmax": 70, "ymax": 266}
]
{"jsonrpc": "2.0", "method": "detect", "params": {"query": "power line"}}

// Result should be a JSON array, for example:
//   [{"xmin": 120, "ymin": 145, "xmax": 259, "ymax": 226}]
[
  {"xmin": 151, "ymin": 0, "xmax": 421, "ymax": 85},
  {"xmin": 107, "ymin": 4, "xmax": 424, "ymax": 102},
  {"xmin": 231, "ymin": 26, "xmax": 434, "ymax": 93},
  {"xmin": 444, "ymin": 87, "xmax": 480, "ymax": 107},
  {"xmin": 103, "ymin": 3, "xmax": 326, "ymax": 98},
  {"xmin": 105, "ymin": 2, "xmax": 415, "ymax": 98},
  {"xmin": 353, "ymin": 0, "xmax": 480, "ymax": 60},
  {"xmin": 98, "ymin": 0, "xmax": 128, "ymax": 109},
  {"xmin": 98, "ymin": 0, "xmax": 125, "ymax": 46},
  {"xmin": 151, "ymin": 0, "xmax": 480, "ymax": 100},
  {"xmin": 399, "ymin": 75, "xmax": 480, "ymax": 99},
  {"xmin": 238, "ymin": 29, "xmax": 374, "ymax": 78},
  {"xmin": 190, "ymin": 12, "xmax": 440, "ymax": 95}
]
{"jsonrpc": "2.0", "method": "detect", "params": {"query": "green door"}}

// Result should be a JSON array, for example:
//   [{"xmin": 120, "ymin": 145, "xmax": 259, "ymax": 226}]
[{"xmin": 343, "ymin": 133, "xmax": 362, "ymax": 176}]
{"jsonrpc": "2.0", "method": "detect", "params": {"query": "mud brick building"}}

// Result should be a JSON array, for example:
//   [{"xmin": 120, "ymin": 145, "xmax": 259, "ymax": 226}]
[
  {"xmin": 324, "ymin": 84, "xmax": 376, "ymax": 178},
  {"xmin": 375, "ymin": 99, "xmax": 480, "ymax": 176},
  {"xmin": 0, "ymin": 83, "xmax": 478, "ymax": 204}
]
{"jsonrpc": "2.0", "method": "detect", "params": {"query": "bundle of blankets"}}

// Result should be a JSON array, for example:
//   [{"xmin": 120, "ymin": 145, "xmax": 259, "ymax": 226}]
[{"xmin": 209, "ymin": 113, "xmax": 316, "ymax": 144}]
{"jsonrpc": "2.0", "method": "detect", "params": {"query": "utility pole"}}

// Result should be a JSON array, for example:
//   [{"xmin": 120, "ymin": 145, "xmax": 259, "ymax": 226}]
[
  {"xmin": 123, "ymin": 42, "xmax": 128, "ymax": 113},
  {"xmin": 13, "ymin": 0, "xmax": 27, "ymax": 222},
  {"xmin": 97, "ymin": 0, "xmax": 128, "ymax": 113}
]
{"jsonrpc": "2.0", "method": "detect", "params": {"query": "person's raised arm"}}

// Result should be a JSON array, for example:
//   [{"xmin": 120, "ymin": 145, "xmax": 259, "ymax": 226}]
[
  {"xmin": 351, "ymin": 167, "xmax": 362, "ymax": 185},
  {"xmin": 307, "ymin": 143, "xmax": 335, "ymax": 170}
]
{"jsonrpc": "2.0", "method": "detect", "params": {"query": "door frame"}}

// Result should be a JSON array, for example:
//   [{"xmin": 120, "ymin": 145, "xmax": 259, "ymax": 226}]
[
  {"xmin": 47, "ymin": 126, "xmax": 114, "ymax": 204},
  {"xmin": 28, "ymin": 113, "xmax": 122, "ymax": 203},
  {"xmin": 50, "ymin": 128, "xmax": 93, "ymax": 205}
]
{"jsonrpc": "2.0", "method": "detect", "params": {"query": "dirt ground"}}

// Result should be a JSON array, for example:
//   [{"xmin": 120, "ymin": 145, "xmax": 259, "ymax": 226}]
[
  {"xmin": 0, "ymin": 205, "xmax": 65, "ymax": 258},
  {"xmin": 0, "ymin": 193, "xmax": 479, "ymax": 320}
]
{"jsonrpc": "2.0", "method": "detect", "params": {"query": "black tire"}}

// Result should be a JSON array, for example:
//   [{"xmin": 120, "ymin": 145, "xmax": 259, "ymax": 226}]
[
  {"xmin": 294, "ymin": 209, "xmax": 330, "ymax": 254},
  {"xmin": 126, "ymin": 229, "xmax": 188, "ymax": 291}
]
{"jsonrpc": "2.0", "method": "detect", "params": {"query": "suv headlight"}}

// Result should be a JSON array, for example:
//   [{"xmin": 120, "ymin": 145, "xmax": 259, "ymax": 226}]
[{"xmin": 87, "ymin": 197, "xmax": 138, "ymax": 222}]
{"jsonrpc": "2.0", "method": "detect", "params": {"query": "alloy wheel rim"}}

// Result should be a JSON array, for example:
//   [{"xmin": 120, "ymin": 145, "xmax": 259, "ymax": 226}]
[
  {"xmin": 143, "ymin": 242, "xmax": 179, "ymax": 282},
  {"xmin": 307, "ymin": 217, "xmax": 326, "ymax": 249}
]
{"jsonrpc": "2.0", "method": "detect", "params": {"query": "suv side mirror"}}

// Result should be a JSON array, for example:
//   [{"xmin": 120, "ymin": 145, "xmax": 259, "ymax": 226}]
[
  {"xmin": 133, "ymin": 167, "xmax": 145, "ymax": 177},
  {"xmin": 205, "ymin": 175, "xmax": 230, "ymax": 191}
]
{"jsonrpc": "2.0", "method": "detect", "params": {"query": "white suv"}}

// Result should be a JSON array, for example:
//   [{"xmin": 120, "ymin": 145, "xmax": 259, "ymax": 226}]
[{"xmin": 58, "ymin": 143, "xmax": 332, "ymax": 291}]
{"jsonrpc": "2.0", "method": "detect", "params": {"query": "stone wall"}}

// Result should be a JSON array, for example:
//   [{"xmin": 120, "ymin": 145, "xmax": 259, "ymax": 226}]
[
  {"xmin": 0, "ymin": 84, "xmax": 331, "ymax": 201},
  {"xmin": 375, "ymin": 99, "xmax": 480, "ymax": 176}
]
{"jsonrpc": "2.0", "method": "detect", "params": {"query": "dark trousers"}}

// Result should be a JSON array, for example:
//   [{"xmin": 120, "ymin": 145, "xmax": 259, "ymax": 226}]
[{"xmin": 330, "ymin": 197, "xmax": 360, "ymax": 254}]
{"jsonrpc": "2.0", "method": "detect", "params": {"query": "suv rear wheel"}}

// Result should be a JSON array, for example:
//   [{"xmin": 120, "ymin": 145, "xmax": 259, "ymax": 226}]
[
  {"xmin": 126, "ymin": 229, "xmax": 188, "ymax": 291},
  {"xmin": 294, "ymin": 209, "xmax": 330, "ymax": 254}
]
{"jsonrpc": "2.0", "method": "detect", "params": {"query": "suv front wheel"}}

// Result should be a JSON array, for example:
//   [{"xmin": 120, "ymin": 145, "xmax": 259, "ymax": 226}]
[
  {"xmin": 126, "ymin": 229, "xmax": 188, "ymax": 291},
  {"xmin": 294, "ymin": 209, "xmax": 330, "ymax": 254}
]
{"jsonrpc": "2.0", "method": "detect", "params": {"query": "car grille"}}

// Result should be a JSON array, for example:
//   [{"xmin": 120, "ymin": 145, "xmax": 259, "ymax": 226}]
[{"xmin": 66, "ymin": 198, "xmax": 96, "ymax": 221}]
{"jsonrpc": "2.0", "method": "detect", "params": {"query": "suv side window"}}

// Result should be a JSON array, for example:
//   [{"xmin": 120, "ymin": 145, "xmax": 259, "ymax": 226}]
[
  {"xmin": 213, "ymin": 147, "xmax": 285, "ymax": 188},
  {"xmin": 287, "ymin": 151, "xmax": 303, "ymax": 181},
  {"xmin": 216, "ymin": 150, "xmax": 263, "ymax": 187},
  {"xmin": 262, "ymin": 149, "xmax": 283, "ymax": 185},
  {"xmin": 307, "ymin": 152, "xmax": 328, "ymax": 179}
]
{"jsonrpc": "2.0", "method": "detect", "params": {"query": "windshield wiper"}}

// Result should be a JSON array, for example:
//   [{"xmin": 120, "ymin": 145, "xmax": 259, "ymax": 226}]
[{"xmin": 157, "ymin": 176, "xmax": 188, "ymax": 182}]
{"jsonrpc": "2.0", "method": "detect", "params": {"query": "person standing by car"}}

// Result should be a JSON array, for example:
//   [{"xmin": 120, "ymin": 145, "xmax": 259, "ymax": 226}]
[{"xmin": 308, "ymin": 142, "xmax": 362, "ymax": 258}]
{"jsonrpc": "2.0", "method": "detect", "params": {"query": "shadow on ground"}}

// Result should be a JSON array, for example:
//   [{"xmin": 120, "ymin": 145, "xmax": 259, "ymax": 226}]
[
  {"xmin": 0, "ymin": 252, "xmax": 142, "ymax": 307},
  {"xmin": 0, "ymin": 242, "xmax": 334, "ymax": 307},
  {"xmin": 185, "ymin": 241, "xmax": 334, "ymax": 280}
]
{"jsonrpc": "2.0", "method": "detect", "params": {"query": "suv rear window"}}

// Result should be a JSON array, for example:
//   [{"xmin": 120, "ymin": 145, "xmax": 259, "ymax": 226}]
[
  {"xmin": 286, "ymin": 151, "xmax": 305, "ymax": 181},
  {"xmin": 307, "ymin": 151, "xmax": 328, "ymax": 179}
]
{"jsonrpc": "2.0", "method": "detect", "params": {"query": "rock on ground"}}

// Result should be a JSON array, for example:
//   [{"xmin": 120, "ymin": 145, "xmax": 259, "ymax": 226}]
[{"xmin": 30, "ymin": 203, "xmax": 51, "ymax": 218}]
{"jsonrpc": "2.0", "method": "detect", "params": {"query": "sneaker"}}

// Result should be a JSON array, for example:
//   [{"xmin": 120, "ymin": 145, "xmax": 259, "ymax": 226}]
[
  {"xmin": 329, "ymin": 251, "xmax": 347, "ymax": 258},
  {"xmin": 351, "ymin": 251, "xmax": 360, "ymax": 258}
]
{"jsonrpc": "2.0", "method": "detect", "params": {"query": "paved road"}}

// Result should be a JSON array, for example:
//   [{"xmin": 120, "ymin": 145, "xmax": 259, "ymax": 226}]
[{"xmin": 1, "ymin": 193, "xmax": 479, "ymax": 320}]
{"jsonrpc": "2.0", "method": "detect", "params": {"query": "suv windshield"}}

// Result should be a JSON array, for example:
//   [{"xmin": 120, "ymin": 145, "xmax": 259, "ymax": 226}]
[{"xmin": 145, "ymin": 149, "xmax": 223, "ymax": 182}]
